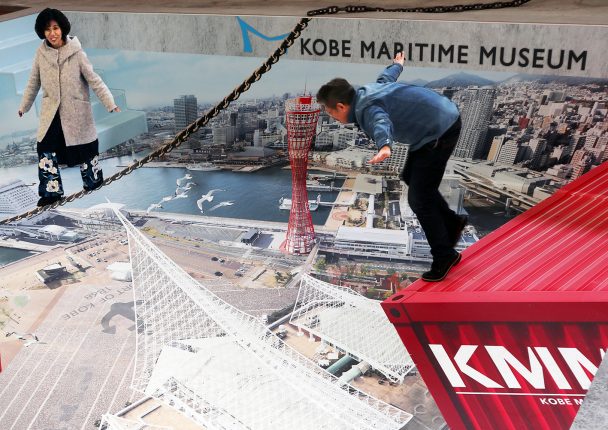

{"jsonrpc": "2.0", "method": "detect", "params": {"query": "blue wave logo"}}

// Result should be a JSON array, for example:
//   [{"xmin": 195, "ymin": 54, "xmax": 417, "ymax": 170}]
[{"xmin": 237, "ymin": 17, "xmax": 290, "ymax": 53}]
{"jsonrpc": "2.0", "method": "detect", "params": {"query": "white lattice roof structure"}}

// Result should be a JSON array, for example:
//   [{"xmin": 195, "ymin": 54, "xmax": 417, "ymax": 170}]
[
  {"xmin": 106, "ymin": 210, "xmax": 412, "ymax": 430},
  {"xmin": 290, "ymin": 274, "xmax": 415, "ymax": 383},
  {"xmin": 100, "ymin": 414, "xmax": 172, "ymax": 429}
]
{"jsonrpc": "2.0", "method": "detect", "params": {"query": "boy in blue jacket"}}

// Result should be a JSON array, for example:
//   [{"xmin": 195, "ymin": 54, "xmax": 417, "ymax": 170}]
[{"xmin": 317, "ymin": 52, "xmax": 467, "ymax": 282}]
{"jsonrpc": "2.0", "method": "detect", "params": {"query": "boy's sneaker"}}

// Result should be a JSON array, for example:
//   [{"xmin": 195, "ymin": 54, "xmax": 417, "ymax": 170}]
[
  {"xmin": 449, "ymin": 215, "xmax": 468, "ymax": 248},
  {"xmin": 422, "ymin": 251, "xmax": 462, "ymax": 282},
  {"xmin": 37, "ymin": 195, "xmax": 62, "ymax": 207}
]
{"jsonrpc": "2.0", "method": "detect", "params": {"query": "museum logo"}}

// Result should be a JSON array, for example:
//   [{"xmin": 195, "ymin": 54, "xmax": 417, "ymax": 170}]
[
  {"xmin": 429, "ymin": 344, "xmax": 605, "ymax": 399},
  {"xmin": 237, "ymin": 17, "xmax": 290, "ymax": 53}
]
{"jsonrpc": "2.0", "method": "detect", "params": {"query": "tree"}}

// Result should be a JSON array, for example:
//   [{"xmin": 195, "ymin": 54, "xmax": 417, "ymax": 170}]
[{"xmin": 315, "ymin": 258, "xmax": 327, "ymax": 272}]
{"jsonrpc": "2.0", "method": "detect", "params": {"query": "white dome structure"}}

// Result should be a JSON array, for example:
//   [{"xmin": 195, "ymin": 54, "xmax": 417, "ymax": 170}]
[{"xmin": 84, "ymin": 202, "xmax": 128, "ymax": 220}]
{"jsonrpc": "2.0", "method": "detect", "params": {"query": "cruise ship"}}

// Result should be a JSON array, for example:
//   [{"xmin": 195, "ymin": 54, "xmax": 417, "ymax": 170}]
[
  {"xmin": 186, "ymin": 162, "xmax": 221, "ymax": 171},
  {"xmin": 279, "ymin": 194, "xmax": 321, "ymax": 211}
]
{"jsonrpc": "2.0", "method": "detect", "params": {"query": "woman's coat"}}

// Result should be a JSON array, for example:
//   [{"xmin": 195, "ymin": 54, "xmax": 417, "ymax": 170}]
[{"xmin": 19, "ymin": 36, "xmax": 116, "ymax": 146}]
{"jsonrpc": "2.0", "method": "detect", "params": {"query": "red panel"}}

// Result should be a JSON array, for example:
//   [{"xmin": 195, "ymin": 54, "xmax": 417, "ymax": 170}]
[
  {"xmin": 411, "ymin": 161, "xmax": 608, "ymax": 294},
  {"xmin": 399, "ymin": 291, "xmax": 608, "ymax": 322},
  {"xmin": 406, "ymin": 322, "xmax": 608, "ymax": 430},
  {"xmin": 382, "ymin": 163, "xmax": 608, "ymax": 429}
]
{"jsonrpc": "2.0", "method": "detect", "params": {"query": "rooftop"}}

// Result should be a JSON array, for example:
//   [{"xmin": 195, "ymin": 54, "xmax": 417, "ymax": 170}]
[
  {"xmin": 352, "ymin": 174, "xmax": 384, "ymax": 195},
  {"xmin": 336, "ymin": 226, "xmax": 409, "ymax": 245}
]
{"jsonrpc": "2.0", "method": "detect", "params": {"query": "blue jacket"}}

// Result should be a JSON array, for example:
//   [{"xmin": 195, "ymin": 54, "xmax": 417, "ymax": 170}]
[{"xmin": 347, "ymin": 63, "xmax": 460, "ymax": 152}]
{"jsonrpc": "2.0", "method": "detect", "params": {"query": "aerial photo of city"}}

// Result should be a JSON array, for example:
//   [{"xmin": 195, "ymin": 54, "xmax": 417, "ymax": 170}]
[{"xmin": 1, "ymin": 38, "xmax": 607, "ymax": 430}]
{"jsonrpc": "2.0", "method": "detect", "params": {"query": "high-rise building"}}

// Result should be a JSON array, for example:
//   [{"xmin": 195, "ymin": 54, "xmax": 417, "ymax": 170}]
[
  {"xmin": 212, "ymin": 125, "xmax": 236, "ymax": 145},
  {"xmin": 334, "ymin": 128, "xmax": 357, "ymax": 149},
  {"xmin": 584, "ymin": 135, "xmax": 599, "ymax": 149},
  {"xmin": 570, "ymin": 149, "xmax": 594, "ymax": 180},
  {"xmin": 487, "ymin": 135, "xmax": 507, "ymax": 163},
  {"xmin": 168, "ymin": 95, "xmax": 200, "ymax": 160},
  {"xmin": 544, "ymin": 90, "xmax": 566, "ymax": 103},
  {"xmin": 173, "ymin": 95, "xmax": 197, "ymax": 131},
  {"xmin": 314, "ymin": 130, "xmax": 335, "ymax": 150},
  {"xmin": 237, "ymin": 106, "xmax": 258, "ymax": 140},
  {"xmin": 528, "ymin": 138, "xmax": 548, "ymax": 170},
  {"xmin": 496, "ymin": 139, "xmax": 521, "ymax": 165},
  {"xmin": 229, "ymin": 111, "xmax": 238, "ymax": 126},
  {"xmin": 453, "ymin": 87, "xmax": 496, "ymax": 159},
  {"xmin": 372, "ymin": 142, "xmax": 408, "ymax": 174}
]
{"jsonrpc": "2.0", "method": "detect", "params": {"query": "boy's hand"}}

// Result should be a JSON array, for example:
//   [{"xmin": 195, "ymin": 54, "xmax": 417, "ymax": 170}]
[
  {"xmin": 393, "ymin": 51, "xmax": 405, "ymax": 66},
  {"xmin": 368, "ymin": 145, "xmax": 392, "ymax": 164}
]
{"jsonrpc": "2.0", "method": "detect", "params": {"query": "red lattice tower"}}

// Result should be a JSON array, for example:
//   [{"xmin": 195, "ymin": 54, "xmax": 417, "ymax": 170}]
[{"xmin": 280, "ymin": 96, "xmax": 320, "ymax": 255}]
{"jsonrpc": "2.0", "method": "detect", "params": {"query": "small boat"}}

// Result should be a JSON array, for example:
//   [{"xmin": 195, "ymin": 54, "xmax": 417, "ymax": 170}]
[
  {"xmin": 279, "ymin": 194, "xmax": 321, "ymax": 211},
  {"xmin": 186, "ymin": 162, "xmax": 220, "ymax": 172}
]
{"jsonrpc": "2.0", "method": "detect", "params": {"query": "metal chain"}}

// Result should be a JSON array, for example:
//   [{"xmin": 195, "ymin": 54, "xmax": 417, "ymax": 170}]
[
  {"xmin": 307, "ymin": 0, "xmax": 531, "ymax": 16},
  {"xmin": 2, "ymin": 0, "xmax": 532, "ymax": 225},
  {"xmin": 0, "ymin": 18, "xmax": 311, "ymax": 225}
]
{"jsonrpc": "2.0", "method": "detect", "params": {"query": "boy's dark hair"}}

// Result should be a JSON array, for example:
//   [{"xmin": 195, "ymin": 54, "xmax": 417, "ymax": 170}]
[
  {"xmin": 35, "ymin": 8, "xmax": 71, "ymax": 41},
  {"xmin": 316, "ymin": 78, "xmax": 355, "ymax": 108}
]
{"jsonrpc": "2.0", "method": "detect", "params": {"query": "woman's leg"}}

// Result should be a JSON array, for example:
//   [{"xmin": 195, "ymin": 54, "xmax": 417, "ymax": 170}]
[
  {"xmin": 80, "ymin": 154, "xmax": 103, "ymax": 191},
  {"xmin": 37, "ymin": 150, "xmax": 64, "ymax": 205}
]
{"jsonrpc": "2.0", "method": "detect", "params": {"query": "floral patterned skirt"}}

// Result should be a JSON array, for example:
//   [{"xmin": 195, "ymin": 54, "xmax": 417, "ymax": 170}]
[
  {"xmin": 37, "ymin": 111, "xmax": 103, "ymax": 198},
  {"xmin": 38, "ymin": 111, "xmax": 99, "ymax": 167}
]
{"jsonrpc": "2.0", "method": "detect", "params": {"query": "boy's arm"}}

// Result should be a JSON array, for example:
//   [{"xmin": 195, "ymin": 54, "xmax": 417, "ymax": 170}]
[
  {"xmin": 364, "ymin": 104, "xmax": 394, "ymax": 151},
  {"xmin": 376, "ymin": 52, "xmax": 406, "ymax": 84},
  {"xmin": 376, "ymin": 63, "xmax": 403, "ymax": 84}
]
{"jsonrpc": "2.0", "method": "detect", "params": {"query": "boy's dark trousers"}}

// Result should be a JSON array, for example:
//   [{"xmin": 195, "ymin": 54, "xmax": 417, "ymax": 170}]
[{"xmin": 401, "ymin": 117, "xmax": 462, "ymax": 263}]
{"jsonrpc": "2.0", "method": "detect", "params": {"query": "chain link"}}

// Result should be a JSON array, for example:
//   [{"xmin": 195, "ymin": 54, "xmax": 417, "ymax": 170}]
[
  {"xmin": 1, "ymin": 0, "xmax": 532, "ymax": 225},
  {"xmin": 307, "ymin": 0, "xmax": 531, "ymax": 16},
  {"xmin": 0, "ymin": 18, "xmax": 310, "ymax": 225}
]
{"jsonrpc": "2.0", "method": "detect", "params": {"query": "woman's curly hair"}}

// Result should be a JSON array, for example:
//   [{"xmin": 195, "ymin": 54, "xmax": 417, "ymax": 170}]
[{"xmin": 35, "ymin": 8, "xmax": 70, "ymax": 41}]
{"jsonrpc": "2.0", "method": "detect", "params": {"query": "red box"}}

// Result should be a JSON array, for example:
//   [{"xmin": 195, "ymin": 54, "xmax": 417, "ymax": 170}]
[{"xmin": 382, "ymin": 162, "xmax": 608, "ymax": 430}]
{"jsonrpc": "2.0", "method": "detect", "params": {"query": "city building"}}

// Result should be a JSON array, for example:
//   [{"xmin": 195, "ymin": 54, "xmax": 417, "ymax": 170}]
[
  {"xmin": 352, "ymin": 173, "xmax": 385, "ymax": 196},
  {"xmin": 493, "ymin": 170, "xmax": 552, "ymax": 194},
  {"xmin": 170, "ymin": 95, "xmax": 200, "ymax": 160},
  {"xmin": 454, "ymin": 86, "xmax": 497, "ymax": 159},
  {"xmin": 38, "ymin": 225, "xmax": 80, "ymax": 242},
  {"xmin": 487, "ymin": 135, "xmax": 508, "ymax": 162},
  {"xmin": 212, "ymin": 125, "xmax": 236, "ymax": 145},
  {"xmin": 528, "ymin": 137, "xmax": 548, "ymax": 169},
  {"xmin": 409, "ymin": 226, "xmax": 477, "ymax": 259},
  {"xmin": 570, "ymin": 149, "xmax": 595, "ymax": 180},
  {"xmin": 328, "ymin": 226, "xmax": 412, "ymax": 260},
  {"xmin": 240, "ymin": 228, "xmax": 260, "ymax": 245},
  {"xmin": 323, "ymin": 224, "xmax": 477, "ymax": 262},
  {"xmin": 325, "ymin": 146, "xmax": 375, "ymax": 169},
  {"xmin": 546, "ymin": 164, "xmax": 572, "ymax": 179},
  {"xmin": 496, "ymin": 139, "xmax": 522, "ymax": 165},
  {"xmin": 369, "ymin": 142, "xmax": 408, "ymax": 174},
  {"xmin": 35, "ymin": 263, "xmax": 69, "ymax": 286},
  {"xmin": 173, "ymin": 95, "xmax": 197, "ymax": 131}
]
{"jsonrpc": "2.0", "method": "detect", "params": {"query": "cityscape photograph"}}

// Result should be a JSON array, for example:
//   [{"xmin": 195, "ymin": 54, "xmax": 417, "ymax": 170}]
[{"xmin": 0, "ymin": 11, "xmax": 607, "ymax": 430}]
